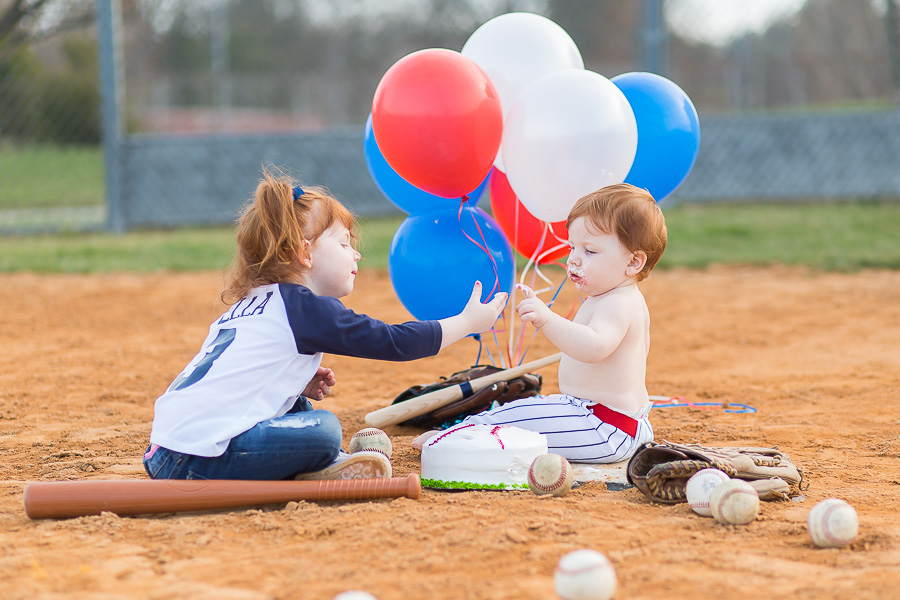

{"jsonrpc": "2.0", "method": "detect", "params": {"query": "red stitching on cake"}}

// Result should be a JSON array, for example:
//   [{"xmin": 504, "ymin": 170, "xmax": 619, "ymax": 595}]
[
  {"xmin": 490, "ymin": 425, "xmax": 506, "ymax": 449},
  {"xmin": 427, "ymin": 423, "xmax": 477, "ymax": 447}
]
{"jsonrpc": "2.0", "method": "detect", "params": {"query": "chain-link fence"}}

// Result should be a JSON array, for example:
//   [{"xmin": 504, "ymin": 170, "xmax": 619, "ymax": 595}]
[
  {"xmin": 2, "ymin": 0, "xmax": 899, "ymax": 233},
  {"xmin": 0, "ymin": 0, "xmax": 102, "ymax": 232}
]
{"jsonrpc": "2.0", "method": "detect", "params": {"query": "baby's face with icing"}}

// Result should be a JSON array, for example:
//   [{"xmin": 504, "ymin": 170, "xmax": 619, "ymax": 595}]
[{"xmin": 565, "ymin": 217, "xmax": 637, "ymax": 296}]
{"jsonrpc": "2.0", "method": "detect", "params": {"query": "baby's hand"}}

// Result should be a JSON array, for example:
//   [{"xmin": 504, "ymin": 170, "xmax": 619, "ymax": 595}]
[
  {"xmin": 303, "ymin": 366, "xmax": 336, "ymax": 401},
  {"xmin": 515, "ymin": 284, "xmax": 552, "ymax": 329},
  {"xmin": 462, "ymin": 281, "xmax": 508, "ymax": 334}
]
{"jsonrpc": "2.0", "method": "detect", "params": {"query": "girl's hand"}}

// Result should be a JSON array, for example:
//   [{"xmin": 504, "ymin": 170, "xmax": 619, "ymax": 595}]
[
  {"xmin": 515, "ymin": 284, "xmax": 552, "ymax": 329},
  {"xmin": 461, "ymin": 281, "xmax": 508, "ymax": 334},
  {"xmin": 303, "ymin": 366, "xmax": 336, "ymax": 401},
  {"xmin": 437, "ymin": 282, "xmax": 508, "ymax": 350}
]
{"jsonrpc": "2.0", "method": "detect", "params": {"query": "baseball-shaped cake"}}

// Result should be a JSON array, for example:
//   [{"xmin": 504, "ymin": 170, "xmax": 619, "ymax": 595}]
[{"xmin": 421, "ymin": 423, "xmax": 548, "ymax": 489}]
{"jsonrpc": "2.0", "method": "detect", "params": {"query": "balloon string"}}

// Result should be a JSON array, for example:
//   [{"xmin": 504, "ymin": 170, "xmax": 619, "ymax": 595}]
[
  {"xmin": 492, "ymin": 326, "xmax": 508, "ymax": 369},
  {"xmin": 487, "ymin": 306, "xmax": 509, "ymax": 370},
  {"xmin": 515, "ymin": 262, "xmax": 542, "ymax": 365},
  {"xmin": 457, "ymin": 196, "xmax": 506, "ymax": 367},
  {"xmin": 513, "ymin": 264, "xmax": 568, "ymax": 366},
  {"xmin": 650, "ymin": 395, "xmax": 757, "ymax": 414},
  {"xmin": 472, "ymin": 333, "xmax": 483, "ymax": 365},
  {"xmin": 517, "ymin": 222, "xmax": 549, "ymax": 289},
  {"xmin": 513, "ymin": 197, "xmax": 522, "ymax": 263},
  {"xmin": 505, "ymin": 220, "xmax": 572, "ymax": 366},
  {"xmin": 509, "ymin": 222, "xmax": 543, "ymax": 364},
  {"xmin": 458, "ymin": 197, "xmax": 501, "ymax": 299},
  {"xmin": 510, "ymin": 222, "xmax": 555, "ymax": 365},
  {"xmin": 473, "ymin": 333, "xmax": 502, "ymax": 369},
  {"xmin": 518, "ymin": 272, "xmax": 571, "ymax": 364},
  {"xmin": 504, "ymin": 199, "xmax": 523, "ymax": 367},
  {"xmin": 541, "ymin": 221, "xmax": 578, "ymax": 318},
  {"xmin": 547, "ymin": 221, "xmax": 568, "ymax": 246}
]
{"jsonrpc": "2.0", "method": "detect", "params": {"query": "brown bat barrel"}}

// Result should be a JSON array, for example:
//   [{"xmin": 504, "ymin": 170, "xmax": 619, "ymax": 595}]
[{"xmin": 23, "ymin": 473, "xmax": 420, "ymax": 519}]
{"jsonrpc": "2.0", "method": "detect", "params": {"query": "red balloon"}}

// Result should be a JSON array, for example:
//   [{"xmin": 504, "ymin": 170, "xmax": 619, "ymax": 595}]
[
  {"xmin": 489, "ymin": 169, "xmax": 569, "ymax": 264},
  {"xmin": 372, "ymin": 49, "xmax": 503, "ymax": 199}
]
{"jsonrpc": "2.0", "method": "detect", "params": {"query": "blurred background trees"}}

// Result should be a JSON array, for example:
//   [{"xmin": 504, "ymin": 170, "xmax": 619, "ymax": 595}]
[{"xmin": 2, "ymin": 0, "xmax": 898, "ymax": 143}]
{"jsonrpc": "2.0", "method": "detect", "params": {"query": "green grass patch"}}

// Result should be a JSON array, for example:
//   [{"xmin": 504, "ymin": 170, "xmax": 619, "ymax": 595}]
[
  {"xmin": 0, "ymin": 227, "xmax": 236, "ymax": 273},
  {"xmin": 0, "ymin": 145, "xmax": 104, "ymax": 209},
  {"xmin": 355, "ymin": 215, "xmax": 403, "ymax": 271},
  {"xmin": 658, "ymin": 201, "xmax": 900, "ymax": 271},
  {"xmin": 0, "ymin": 201, "xmax": 898, "ymax": 274}
]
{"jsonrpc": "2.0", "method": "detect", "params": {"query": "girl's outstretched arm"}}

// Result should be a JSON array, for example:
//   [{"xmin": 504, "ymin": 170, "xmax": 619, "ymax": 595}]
[{"xmin": 438, "ymin": 281, "xmax": 508, "ymax": 350}]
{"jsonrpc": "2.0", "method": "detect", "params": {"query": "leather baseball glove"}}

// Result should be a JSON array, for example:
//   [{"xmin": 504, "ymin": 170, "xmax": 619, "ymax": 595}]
[
  {"xmin": 391, "ymin": 365, "xmax": 542, "ymax": 429},
  {"xmin": 626, "ymin": 440, "xmax": 805, "ymax": 502}
]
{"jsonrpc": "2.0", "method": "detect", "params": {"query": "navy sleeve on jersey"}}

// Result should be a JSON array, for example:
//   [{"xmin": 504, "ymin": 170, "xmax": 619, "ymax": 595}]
[{"xmin": 279, "ymin": 284, "xmax": 441, "ymax": 361}]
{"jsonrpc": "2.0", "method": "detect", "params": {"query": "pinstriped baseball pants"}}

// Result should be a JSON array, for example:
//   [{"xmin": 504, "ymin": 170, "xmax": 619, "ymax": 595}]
[{"xmin": 460, "ymin": 394, "xmax": 653, "ymax": 463}]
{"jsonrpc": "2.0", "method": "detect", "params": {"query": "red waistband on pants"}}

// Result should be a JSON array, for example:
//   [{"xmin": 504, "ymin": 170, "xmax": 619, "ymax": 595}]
[{"xmin": 587, "ymin": 402, "xmax": 639, "ymax": 438}]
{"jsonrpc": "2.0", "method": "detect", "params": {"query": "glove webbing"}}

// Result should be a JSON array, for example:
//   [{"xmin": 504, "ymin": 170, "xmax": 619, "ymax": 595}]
[{"xmin": 645, "ymin": 459, "xmax": 738, "ymax": 501}]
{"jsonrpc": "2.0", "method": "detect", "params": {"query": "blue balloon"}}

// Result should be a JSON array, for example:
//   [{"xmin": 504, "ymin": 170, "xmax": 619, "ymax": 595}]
[
  {"xmin": 364, "ymin": 114, "xmax": 488, "ymax": 214},
  {"xmin": 612, "ymin": 72, "xmax": 701, "ymax": 203},
  {"xmin": 389, "ymin": 206, "xmax": 514, "ymax": 321}
]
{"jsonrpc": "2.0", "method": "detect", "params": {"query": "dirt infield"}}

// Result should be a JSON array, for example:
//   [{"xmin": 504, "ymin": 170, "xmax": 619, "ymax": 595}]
[{"xmin": 1, "ymin": 266, "xmax": 898, "ymax": 599}]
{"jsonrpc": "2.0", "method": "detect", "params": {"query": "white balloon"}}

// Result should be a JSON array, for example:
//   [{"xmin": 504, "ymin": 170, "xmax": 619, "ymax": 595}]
[
  {"xmin": 502, "ymin": 69, "xmax": 638, "ymax": 223},
  {"xmin": 462, "ymin": 12, "xmax": 584, "ymax": 172}
]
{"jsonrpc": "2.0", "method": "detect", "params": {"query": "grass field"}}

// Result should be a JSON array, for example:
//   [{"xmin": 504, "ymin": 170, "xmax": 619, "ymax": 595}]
[
  {"xmin": 0, "ymin": 145, "xmax": 104, "ymax": 209},
  {"xmin": 0, "ymin": 201, "xmax": 898, "ymax": 273}
]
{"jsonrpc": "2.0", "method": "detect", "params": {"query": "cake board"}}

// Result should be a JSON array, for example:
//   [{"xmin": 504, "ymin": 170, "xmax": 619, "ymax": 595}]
[
  {"xmin": 571, "ymin": 460, "xmax": 633, "ymax": 491},
  {"xmin": 420, "ymin": 460, "xmax": 634, "ymax": 492}
]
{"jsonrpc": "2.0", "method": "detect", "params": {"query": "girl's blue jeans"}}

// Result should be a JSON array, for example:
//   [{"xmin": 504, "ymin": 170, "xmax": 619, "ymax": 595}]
[{"xmin": 142, "ymin": 398, "xmax": 342, "ymax": 480}]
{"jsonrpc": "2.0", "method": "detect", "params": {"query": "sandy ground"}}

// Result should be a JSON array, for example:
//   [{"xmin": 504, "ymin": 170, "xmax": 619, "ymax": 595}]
[{"xmin": 1, "ymin": 266, "xmax": 898, "ymax": 600}]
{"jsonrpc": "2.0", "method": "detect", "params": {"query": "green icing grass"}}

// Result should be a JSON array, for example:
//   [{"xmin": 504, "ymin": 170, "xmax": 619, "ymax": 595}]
[{"xmin": 421, "ymin": 478, "xmax": 529, "ymax": 490}]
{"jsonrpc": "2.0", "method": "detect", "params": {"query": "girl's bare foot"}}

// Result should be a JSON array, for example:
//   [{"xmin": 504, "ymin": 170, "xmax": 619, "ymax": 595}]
[{"xmin": 412, "ymin": 430, "xmax": 440, "ymax": 451}]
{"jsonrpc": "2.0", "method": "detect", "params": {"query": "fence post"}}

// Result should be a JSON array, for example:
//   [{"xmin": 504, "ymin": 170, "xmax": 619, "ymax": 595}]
[
  {"xmin": 886, "ymin": 0, "xmax": 900, "ymax": 106},
  {"xmin": 96, "ymin": 0, "xmax": 125, "ymax": 232},
  {"xmin": 641, "ymin": 0, "xmax": 669, "ymax": 76}
]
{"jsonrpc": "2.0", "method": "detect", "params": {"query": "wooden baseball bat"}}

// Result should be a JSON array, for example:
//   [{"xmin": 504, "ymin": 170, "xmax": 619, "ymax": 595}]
[
  {"xmin": 364, "ymin": 352, "xmax": 562, "ymax": 429},
  {"xmin": 23, "ymin": 473, "xmax": 420, "ymax": 519}
]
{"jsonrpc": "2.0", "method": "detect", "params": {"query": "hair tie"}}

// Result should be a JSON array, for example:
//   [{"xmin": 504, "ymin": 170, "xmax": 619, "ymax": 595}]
[{"xmin": 292, "ymin": 186, "xmax": 305, "ymax": 200}]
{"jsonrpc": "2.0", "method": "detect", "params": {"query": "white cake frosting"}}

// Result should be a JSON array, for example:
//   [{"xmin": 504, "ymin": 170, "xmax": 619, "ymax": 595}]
[{"xmin": 421, "ymin": 423, "xmax": 548, "ymax": 489}]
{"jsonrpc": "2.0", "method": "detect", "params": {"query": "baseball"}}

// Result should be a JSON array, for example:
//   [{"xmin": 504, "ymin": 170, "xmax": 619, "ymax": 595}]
[
  {"xmin": 348, "ymin": 427, "xmax": 392, "ymax": 458},
  {"xmin": 685, "ymin": 468, "xmax": 731, "ymax": 517},
  {"xmin": 709, "ymin": 479, "xmax": 759, "ymax": 525},
  {"xmin": 528, "ymin": 453, "xmax": 574, "ymax": 497},
  {"xmin": 332, "ymin": 592, "xmax": 378, "ymax": 600},
  {"xmin": 807, "ymin": 498, "xmax": 859, "ymax": 548},
  {"xmin": 554, "ymin": 549, "xmax": 616, "ymax": 600}
]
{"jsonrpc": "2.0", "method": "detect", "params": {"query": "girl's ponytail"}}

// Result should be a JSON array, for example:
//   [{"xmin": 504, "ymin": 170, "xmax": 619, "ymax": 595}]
[
  {"xmin": 252, "ymin": 173, "xmax": 306, "ymax": 268},
  {"xmin": 221, "ymin": 168, "xmax": 357, "ymax": 305}
]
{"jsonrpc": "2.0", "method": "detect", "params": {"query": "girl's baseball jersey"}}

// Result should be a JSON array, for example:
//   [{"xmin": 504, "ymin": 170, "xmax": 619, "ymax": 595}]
[{"xmin": 149, "ymin": 283, "xmax": 441, "ymax": 457}]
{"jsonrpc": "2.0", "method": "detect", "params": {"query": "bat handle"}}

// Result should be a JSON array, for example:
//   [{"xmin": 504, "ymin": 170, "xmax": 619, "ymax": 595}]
[{"xmin": 323, "ymin": 473, "xmax": 420, "ymax": 500}]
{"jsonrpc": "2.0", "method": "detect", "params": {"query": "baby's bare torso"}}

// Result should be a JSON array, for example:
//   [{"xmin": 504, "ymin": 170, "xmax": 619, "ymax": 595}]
[{"xmin": 557, "ymin": 284, "xmax": 650, "ymax": 414}]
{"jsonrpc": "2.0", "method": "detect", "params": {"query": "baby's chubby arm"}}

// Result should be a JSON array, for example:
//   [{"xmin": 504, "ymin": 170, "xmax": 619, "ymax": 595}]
[
  {"xmin": 515, "ymin": 284, "xmax": 628, "ymax": 363},
  {"xmin": 438, "ymin": 281, "xmax": 508, "ymax": 350}
]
